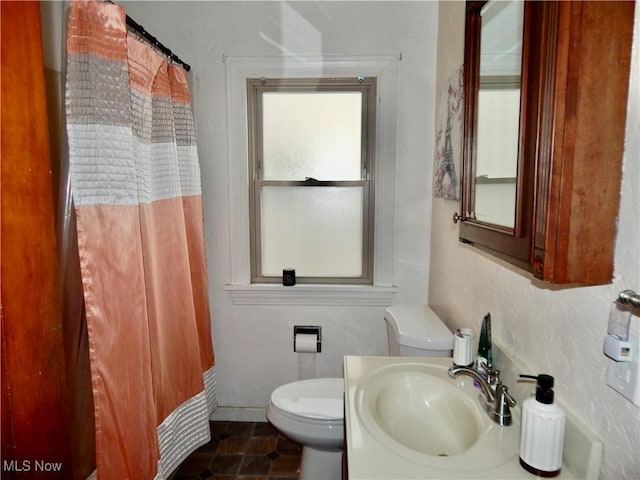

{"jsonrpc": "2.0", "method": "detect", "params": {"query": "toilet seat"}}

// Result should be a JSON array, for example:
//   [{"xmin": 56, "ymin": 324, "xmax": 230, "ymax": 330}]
[
  {"xmin": 270, "ymin": 378, "xmax": 343, "ymax": 421},
  {"xmin": 267, "ymin": 378, "xmax": 345, "ymax": 478}
]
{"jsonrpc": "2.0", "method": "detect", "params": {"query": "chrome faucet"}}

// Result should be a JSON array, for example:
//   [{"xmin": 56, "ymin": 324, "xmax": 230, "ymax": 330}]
[{"xmin": 448, "ymin": 364, "xmax": 516, "ymax": 426}]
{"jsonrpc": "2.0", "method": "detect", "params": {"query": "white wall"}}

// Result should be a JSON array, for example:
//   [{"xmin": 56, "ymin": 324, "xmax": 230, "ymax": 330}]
[
  {"xmin": 120, "ymin": 1, "xmax": 438, "ymax": 417},
  {"xmin": 430, "ymin": 3, "xmax": 640, "ymax": 479}
]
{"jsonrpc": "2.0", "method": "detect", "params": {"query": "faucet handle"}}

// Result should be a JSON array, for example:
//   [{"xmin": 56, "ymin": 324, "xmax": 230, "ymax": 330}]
[
  {"xmin": 492, "ymin": 383, "xmax": 516, "ymax": 426},
  {"xmin": 500, "ymin": 384, "xmax": 516, "ymax": 407},
  {"xmin": 486, "ymin": 366, "xmax": 500, "ymax": 387}
]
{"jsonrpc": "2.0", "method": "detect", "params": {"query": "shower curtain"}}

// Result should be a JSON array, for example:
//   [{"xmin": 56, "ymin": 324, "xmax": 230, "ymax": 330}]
[{"xmin": 65, "ymin": 1, "xmax": 216, "ymax": 478}]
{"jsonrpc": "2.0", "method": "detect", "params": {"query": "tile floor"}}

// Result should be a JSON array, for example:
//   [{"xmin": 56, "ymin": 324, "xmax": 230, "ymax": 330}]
[{"xmin": 169, "ymin": 421, "xmax": 302, "ymax": 480}]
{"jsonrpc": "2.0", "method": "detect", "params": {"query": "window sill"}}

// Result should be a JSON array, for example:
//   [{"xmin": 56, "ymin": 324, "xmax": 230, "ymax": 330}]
[{"xmin": 224, "ymin": 283, "xmax": 398, "ymax": 306}]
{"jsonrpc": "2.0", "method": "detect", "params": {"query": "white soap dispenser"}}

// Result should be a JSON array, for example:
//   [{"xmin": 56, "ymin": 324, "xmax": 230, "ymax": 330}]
[{"xmin": 519, "ymin": 374, "xmax": 566, "ymax": 478}]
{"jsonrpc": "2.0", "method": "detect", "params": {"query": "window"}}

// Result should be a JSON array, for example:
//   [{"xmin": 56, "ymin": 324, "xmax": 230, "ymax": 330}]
[
  {"xmin": 225, "ymin": 55, "xmax": 397, "ymax": 304},
  {"xmin": 247, "ymin": 78, "xmax": 376, "ymax": 284}
]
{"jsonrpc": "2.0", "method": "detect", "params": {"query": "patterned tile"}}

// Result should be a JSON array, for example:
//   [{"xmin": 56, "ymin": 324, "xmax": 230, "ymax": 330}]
[
  {"xmin": 210, "ymin": 455, "xmax": 243, "ymax": 475},
  {"xmin": 252, "ymin": 423, "xmax": 279, "ymax": 437},
  {"xmin": 175, "ymin": 452, "xmax": 214, "ymax": 475},
  {"xmin": 247, "ymin": 437, "xmax": 278, "ymax": 455},
  {"xmin": 269, "ymin": 455, "xmax": 301, "ymax": 477},
  {"xmin": 217, "ymin": 437, "xmax": 250, "ymax": 455},
  {"xmin": 239, "ymin": 455, "xmax": 271, "ymax": 475},
  {"xmin": 170, "ymin": 421, "xmax": 302, "ymax": 480},
  {"xmin": 274, "ymin": 437, "xmax": 302, "ymax": 456},
  {"xmin": 227, "ymin": 422, "xmax": 255, "ymax": 437}
]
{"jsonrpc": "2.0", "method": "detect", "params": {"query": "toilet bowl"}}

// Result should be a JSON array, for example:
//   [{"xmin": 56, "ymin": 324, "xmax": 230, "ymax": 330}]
[
  {"xmin": 266, "ymin": 377, "xmax": 344, "ymax": 480},
  {"xmin": 266, "ymin": 304, "xmax": 453, "ymax": 479}
]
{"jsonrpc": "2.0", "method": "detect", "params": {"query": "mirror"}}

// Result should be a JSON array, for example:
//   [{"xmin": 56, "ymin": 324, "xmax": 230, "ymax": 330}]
[
  {"xmin": 459, "ymin": 0, "xmax": 633, "ymax": 284},
  {"xmin": 464, "ymin": 0, "xmax": 524, "ymax": 230}
]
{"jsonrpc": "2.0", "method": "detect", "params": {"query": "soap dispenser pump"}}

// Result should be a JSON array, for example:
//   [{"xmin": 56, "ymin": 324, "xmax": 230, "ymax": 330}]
[{"xmin": 519, "ymin": 374, "xmax": 566, "ymax": 477}]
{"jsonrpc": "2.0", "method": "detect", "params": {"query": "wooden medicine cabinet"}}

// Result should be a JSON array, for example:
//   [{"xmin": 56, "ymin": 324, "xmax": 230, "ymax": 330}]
[{"xmin": 458, "ymin": 0, "xmax": 635, "ymax": 286}]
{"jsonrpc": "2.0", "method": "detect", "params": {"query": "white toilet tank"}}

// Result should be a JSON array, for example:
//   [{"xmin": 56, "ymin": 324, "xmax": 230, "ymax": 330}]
[{"xmin": 384, "ymin": 304, "xmax": 453, "ymax": 357}]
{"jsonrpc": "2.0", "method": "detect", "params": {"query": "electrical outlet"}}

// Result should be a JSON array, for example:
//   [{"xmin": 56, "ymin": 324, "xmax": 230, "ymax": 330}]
[{"xmin": 607, "ymin": 326, "xmax": 640, "ymax": 406}]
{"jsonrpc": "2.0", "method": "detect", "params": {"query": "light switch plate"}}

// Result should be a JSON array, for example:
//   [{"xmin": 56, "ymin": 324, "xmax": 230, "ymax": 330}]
[{"xmin": 606, "ymin": 326, "xmax": 639, "ymax": 406}]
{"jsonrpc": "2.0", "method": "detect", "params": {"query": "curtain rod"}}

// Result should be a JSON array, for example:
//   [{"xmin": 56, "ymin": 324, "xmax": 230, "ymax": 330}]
[
  {"xmin": 125, "ymin": 15, "xmax": 190, "ymax": 72},
  {"xmin": 106, "ymin": 1, "xmax": 191, "ymax": 71}
]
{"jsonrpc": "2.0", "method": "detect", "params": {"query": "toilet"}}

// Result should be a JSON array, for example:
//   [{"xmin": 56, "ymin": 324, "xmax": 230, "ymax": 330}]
[
  {"xmin": 384, "ymin": 304, "xmax": 454, "ymax": 357},
  {"xmin": 266, "ymin": 304, "xmax": 453, "ymax": 479}
]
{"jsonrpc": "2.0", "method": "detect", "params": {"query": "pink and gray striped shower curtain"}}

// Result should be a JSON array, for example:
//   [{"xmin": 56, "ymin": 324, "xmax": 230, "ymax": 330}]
[{"xmin": 65, "ymin": 1, "xmax": 216, "ymax": 478}]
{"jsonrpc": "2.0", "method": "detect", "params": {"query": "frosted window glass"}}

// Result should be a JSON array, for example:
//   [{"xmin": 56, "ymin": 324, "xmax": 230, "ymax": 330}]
[
  {"xmin": 262, "ymin": 92, "xmax": 362, "ymax": 180},
  {"xmin": 261, "ymin": 186, "xmax": 363, "ymax": 276}
]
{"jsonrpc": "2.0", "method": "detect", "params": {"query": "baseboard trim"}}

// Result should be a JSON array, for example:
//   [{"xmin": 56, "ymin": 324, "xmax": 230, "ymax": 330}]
[{"xmin": 211, "ymin": 406, "xmax": 267, "ymax": 423}]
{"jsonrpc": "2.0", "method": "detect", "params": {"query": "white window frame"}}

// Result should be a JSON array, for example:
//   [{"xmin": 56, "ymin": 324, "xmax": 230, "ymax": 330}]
[
  {"xmin": 247, "ymin": 77, "xmax": 376, "ymax": 284},
  {"xmin": 224, "ymin": 55, "xmax": 398, "ymax": 305}
]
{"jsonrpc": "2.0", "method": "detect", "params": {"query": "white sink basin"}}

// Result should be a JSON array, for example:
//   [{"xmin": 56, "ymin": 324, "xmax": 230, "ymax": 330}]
[
  {"xmin": 359, "ymin": 367, "xmax": 483, "ymax": 456},
  {"xmin": 345, "ymin": 356, "xmax": 593, "ymax": 479},
  {"xmin": 352, "ymin": 359, "xmax": 520, "ymax": 473}
]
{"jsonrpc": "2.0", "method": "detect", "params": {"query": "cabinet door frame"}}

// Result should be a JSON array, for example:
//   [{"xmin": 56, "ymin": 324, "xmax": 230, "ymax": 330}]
[{"xmin": 460, "ymin": 0, "xmax": 537, "ymax": 273}]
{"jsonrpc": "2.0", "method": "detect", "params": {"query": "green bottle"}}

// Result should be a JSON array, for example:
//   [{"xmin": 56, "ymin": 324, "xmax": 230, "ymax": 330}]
[{"xmin": 476, "ymin": 313, "xmax": 493, "ymax": 375}]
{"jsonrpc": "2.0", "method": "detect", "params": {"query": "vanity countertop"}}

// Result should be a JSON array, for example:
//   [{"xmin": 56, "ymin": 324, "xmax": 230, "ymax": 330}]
[{"xmin": 344, "ymin": 355, "xmax": 589, "ymax": 480}]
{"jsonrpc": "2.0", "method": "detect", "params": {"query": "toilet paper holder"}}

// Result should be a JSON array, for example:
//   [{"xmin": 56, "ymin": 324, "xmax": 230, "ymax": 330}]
[{"xmin": 294, "ymin": 325, "xmax": 322, "ymax": 353}]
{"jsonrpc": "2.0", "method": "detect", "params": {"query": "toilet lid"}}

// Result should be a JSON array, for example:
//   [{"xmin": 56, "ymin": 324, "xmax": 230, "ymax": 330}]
[{"xmin": 271, "ymin": 378, "xmax": 344, "ymax": 421}]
